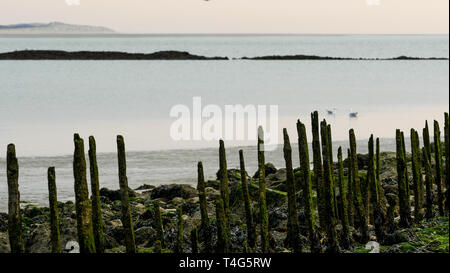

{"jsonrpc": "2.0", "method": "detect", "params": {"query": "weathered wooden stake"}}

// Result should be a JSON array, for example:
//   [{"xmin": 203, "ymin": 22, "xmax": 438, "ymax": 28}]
[
  {"xmin": 153, "ymin": 201, "xmax": 166, "ymax": 248},
  {"xmin": 433, "ymin": 121, "xmax": 445, "ymax": 216},
  {"xmin": 88, "ymin": 136, "xmax": 105, "ymax": 253},
  {"xmin": 410, "ymin": 129, "xmax": 423, "ymax": 223},
  {"xmin": 197, "ymin": 161, "xmax": 212, "ymax": 252},
  {"xmin": 7, "ymin": 144, "xmax": 24, "ymax": 253},
  {"xmin": 349, "ymin": 129, "xmax": 369, "ymax": 243},
  {"xmin": 116, "ymin": 135, "xmax": 136, "ymax": 253},
  {"xmin": 283, "ymin": 128, "xmax": 301, "ymax": 253},
  {"xmin": 239, "ymin": 150, "xmax": 256, "ymax": 249},
  {"xmin": 48, "ymin": 167, "xmax": 61, "ymax": 253},
  {"xmin": 321, "ymin": 121, "xmax": 339, "ymax": 252},
  {"xmin": 337, "ymin": 147, "xmax": 351, "ymax": 249},
  {"xmin": 297, "ymin": 120, "xmax": 320, "ymax": 253},
  {"xmin": 311, "ymin": 111, "xmax": 326, "ymax": 227},
  {"xmin": 191, "ymin": 227, "xmax": 200, "ymax": 254},
  {"xmin": 215, "ymin": 199, "xmax": 228, "ymax": 253},
  {"xmin": 257, "ymin": 126, "xmax": 270, "ymax": 253},
  {"xmin": 396, "ymin": 130, "xmax": 412, "ymax": 228},
  {"xmin": 218, "ymin": 140, "xmax": 230, "ymax": 242},
  {"xmin": 73, "ymin": 134, "xmax": 96, "ymax": 253}
]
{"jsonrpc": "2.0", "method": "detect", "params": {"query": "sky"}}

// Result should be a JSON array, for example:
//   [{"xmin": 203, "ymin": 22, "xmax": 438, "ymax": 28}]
[{"xmin": 0, "ymin": 0, "xmax": 448, "ymax": 34}]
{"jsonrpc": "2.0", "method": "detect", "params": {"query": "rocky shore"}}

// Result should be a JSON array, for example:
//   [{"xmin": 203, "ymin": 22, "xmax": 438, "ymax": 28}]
[{"xmin": 0, "ymin": 151, "xmax": 448, "ymax": 253}]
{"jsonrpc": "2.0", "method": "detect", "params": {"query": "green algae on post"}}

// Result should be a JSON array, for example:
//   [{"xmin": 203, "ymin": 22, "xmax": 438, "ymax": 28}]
[
  {"xmin": 88, "ymin": 136, "xmax": 105, "ymax": 253},
  {"xmin": 433, "ymin": 121, "xmax": 445, "ymax": 216},
  {"xmin": 337, "ymin": 147, "xmax": 352, "ymax": 249},
  {"xmin": 257, "ymin": 126, "xmax": 270, "ymax": 253},
  {"xmin": 215, "ymin": 199, "xmax": 228, "ymax": 253},
  {"xmin": 239, "ymin": 150, "xmax": 256, "ymax": 249},
  {"xmin": 218, "ymin": 140, "xmax": 230, "ymax": 243},
  {"xmin": 396, "ymin": 130, "xmax": 412, "ymax": 228},
  {"xmin": 153, "ymin": 201, "xmax": 166, "ymax": 248},
  {"xmin": 321, "ymin": 121, "xmax": 339, "ymax": 252},
  {"xmin": 311, "ymin": 111, "xmax": 326, "ymax": 228},
  {"xmin": 297, "ymin": 120, "xmax": 320, "ymax": 252},
  {"xmin": 7, "ymin": 144, "xmax": 24, "ymax": 253},
  {"xmin": 283, "ymin": 128, "xmax": 301, "ymax": 253},
  {"xmin": 349, "ymin": 129, "xmax": 369, "ymax": 243},
  {"xmin": 73, "ymin": 134, "xmax": 96, "ymax": 253},
  {"xmin": 117, "ymin": 135, "xmax": 136, "ymax": 253},
  {"xmin": 197, "ymin": 161, "xmax": 212, "ymax": 252},
  {"xmin": 47, "ymin": 167, "xmax": 61, "ymax": 253}
]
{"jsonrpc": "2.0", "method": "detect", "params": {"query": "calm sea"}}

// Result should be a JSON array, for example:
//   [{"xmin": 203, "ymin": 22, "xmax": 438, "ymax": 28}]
[{"xmin": 0, "ymin": 34, "xmax": 448, "ymax": 211}]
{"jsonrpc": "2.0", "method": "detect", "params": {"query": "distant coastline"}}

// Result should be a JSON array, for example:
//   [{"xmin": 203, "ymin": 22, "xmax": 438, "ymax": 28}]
[{"xmin": 0, "ymin": 49, "xmax": 448, "ymax": 61}]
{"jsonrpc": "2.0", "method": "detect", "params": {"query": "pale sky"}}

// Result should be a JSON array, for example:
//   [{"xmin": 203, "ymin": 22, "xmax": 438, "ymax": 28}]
[{"xmin": 1, "ymin": 0, "xmax": 448, "ymax": 34}]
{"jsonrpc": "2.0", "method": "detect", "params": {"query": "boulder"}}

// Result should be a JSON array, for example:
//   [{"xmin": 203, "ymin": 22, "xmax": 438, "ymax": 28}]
[
  {"xmin": 100, "ymin": 187, "xmax": 137, "ymax": 202},
  {"xmin": 150, "ymin": 184, "xmax": 197, "ymax": 200},
  {"xmin": 253, "ymin": 163, "xmax": 277, "ymax": 178}
]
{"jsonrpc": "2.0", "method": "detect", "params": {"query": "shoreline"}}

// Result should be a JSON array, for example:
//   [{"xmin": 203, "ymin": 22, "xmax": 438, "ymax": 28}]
[{"xmin": 0, "ymin": 50, "xmax": 448, "ymax": 61}]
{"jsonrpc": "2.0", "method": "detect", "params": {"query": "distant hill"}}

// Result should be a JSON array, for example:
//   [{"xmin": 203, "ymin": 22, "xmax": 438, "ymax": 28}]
[{"xmin": 0, "ymin": 22, "xmax": 115, "ymax": 34}]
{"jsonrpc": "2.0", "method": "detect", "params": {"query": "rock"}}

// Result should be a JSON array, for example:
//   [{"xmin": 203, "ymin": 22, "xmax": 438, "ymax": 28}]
[
  {"xmin": 135, "ymin": 184, "xmax": 155, "ymax": 191},
  {"xmin": 100, "ymin": 187, "xmax": 137, "ymax": 202},
  {"xmin": 269, "ymin": 207, "xmax": 288, "ymax": 231},
  {"xmin": 0, "ymin": 232, "xmax": 10, "ymax": 253},
  {"xmin": 134, "ymin": 226, "xmax": 157, "ymax": 246},
  {"xmin": 205, "ymin": 187, "xmax": 220, "ymax": 200},
  {"xmin": 365, "ymin": 241, "xmax": 380, "ymax": 253},
  {"xmin": 253, "ymin": 163, "xmax": 277, "ymax": 178},
  {"xmin": 216, "ymin": 169, "xmax": 245, "ymax": 182},
  {"xmin": 133, "ymin": 203, "xmax": 147, "ymax": 215},
  {"xmin": 0, "ymin": 213, "xmax": 7, "ymax": 232},
  {"xmin": 266, "ymin": 168, "xmax": 286, "ymax": 183},
  {"xmin": 150, "ymin": 184, "xmax": 197, "ymax": 200},
  {"xmin": 63, "ymin": 241, "xmax": 80, "ymax": 253}
]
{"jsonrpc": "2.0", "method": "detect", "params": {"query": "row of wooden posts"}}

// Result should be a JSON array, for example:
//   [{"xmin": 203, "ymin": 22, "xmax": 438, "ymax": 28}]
[{"xmin": 5, "ymin": 111, "xmax": 450, "ymax": 253}]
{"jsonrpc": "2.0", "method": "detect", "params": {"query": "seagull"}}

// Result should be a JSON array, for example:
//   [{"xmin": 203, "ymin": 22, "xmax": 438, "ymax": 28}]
[
  {"xmin": 326, "ymin": 108, "xmax": 337, "ymax": 115},
  {"xmin": 349, "ymin": 109, "xmax": 358, "ymax": 118}
]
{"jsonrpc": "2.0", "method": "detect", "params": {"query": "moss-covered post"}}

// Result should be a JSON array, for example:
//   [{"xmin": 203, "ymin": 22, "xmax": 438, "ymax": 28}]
[
  {"xmin": 73, "ymin": 134, "xmax": 96, "ymax": 253},
  {"xmin": 218, "ymin": 140, "xmax": 230, "ymax": 243},
  {"xmin": 368, "ymin": 135, "xmax": 385, "ymax": 241},
  {"xmin": 116, "ymin": 135, "xmax": 136, "ymax": 253},
  {"xmin": 327, "ymin": 124, "xmax": 338, "ymax": 219},
  {"xmin": 283, "ymin": 128, "xmax": 301, "ymax": 253},
  {"xmin": 433, "ymin": 121, "xmax": 445, "ymax": 216},
  {"xmin": 257, "ymin": 126, "xmax": 270, "ymax": 253},
  {"xmin": 190, "ymin": 227, "xmax": 199, "ymax": 254},
  {"xmin": 347, "ymin": 149, "xmax": 355, "ymax": 227},
  {"xmin": 395, "ymin": 130, "xmax": 412, "ymax": 228},
  {"xmin": 297, "ymin": 120, "xmax": 320, "ymax": 253},
  {"xmin": 215, "ymin": 199, "xmax": 228, "ymax": 253},
  {"xmin": 337, "ymin": 147, "xmax": 351, "ymax": 249},
  {"xmin": 153, "ymin": 202, "xmax": 166, "ymax": 248},
  {"xmin": 7, "ymin": 144, "xmax": 24, "ymax": 253},
  {"xmin": 197, "ymin": 161, "xmax": 212, "ymax": 252},
  {"xmin": 321, "ymin": 121, "xmax": 339, "ymax": 252},
  {"xmin": 47, "ymin": 167, "xmax": 61, "ymax": 253},
  {"xmin": 88, "ymin": 136, "xmax": 105, "ymax": 253},
  {"xmin": 154, "ymin": 240, "xmax": 162, "ymax": 253},
  {"xmin": 311, "ymin": 111, "xmax": 326, "ymax": 227},
  {"xmin": 349, "ymin": 129, "xmax": 369, "ymax": 243},
  {"xmin": 444, "ymin": 113, "xmax": 449, "ymax": 191},
  {"xmin": 239, "ymin": 150, "xmax": 256, "ymax": 249},
  {"xmin": 410, "ymin": 129, "xmax": 423, "ymax": 223},
  {"xmin": 423, "ymin": 121, "xmax": 432, "ymax": 162},
  {"xmin": 175, "ymin": 206, "xmax": 184, "ymax": 253},
  {"xmin": 422, "ymin": 147, "xmax": 434, "ymax": 220},
  {"xmin": 376, "ymin": 138, "xmax": 385, "ymax": 204}
]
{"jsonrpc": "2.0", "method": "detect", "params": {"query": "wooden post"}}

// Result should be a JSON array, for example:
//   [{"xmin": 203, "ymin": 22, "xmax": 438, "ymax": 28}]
[
  {"xmin": 117, "ymin": 135, "xmax": 136, "ymax": 253},
  {"xmin": 7, "ymin": 144, "xmax": 24, "ymax": 253},
  {"xmin": 48, "ymin": 167, "xmax": 61, "ymax": 253}
]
